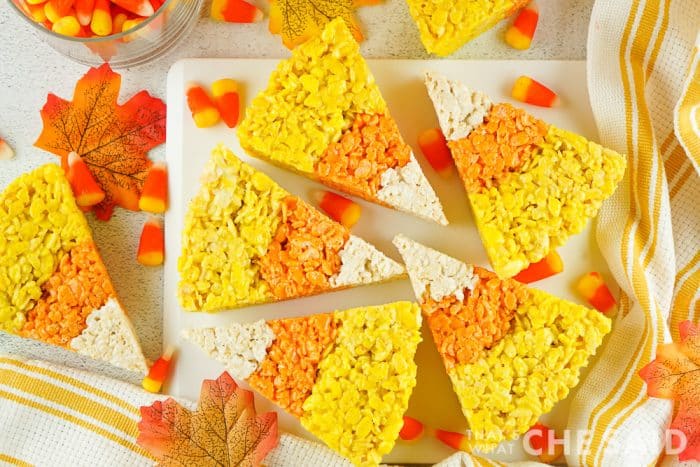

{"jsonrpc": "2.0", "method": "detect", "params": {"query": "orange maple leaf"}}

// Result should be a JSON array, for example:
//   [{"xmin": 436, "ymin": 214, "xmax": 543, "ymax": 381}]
[
  {"xmin": 268, "ymin": 0, "xmax": 381, "ymax": 49},
  {"xmin": 137, "ymin": 372, "xmax": 279, "ymax": 467},
  {"xmin": 35, "ymin": 64, "xmax": 166, "ymax": 221},
  {"xmin": 639, "ymin": 320, "xmax": 700, "ymax": 461}
]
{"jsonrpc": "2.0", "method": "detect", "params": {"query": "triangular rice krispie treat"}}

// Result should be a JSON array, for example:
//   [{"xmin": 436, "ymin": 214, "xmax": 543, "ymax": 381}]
[
  {"xmin": 424, "ymin": 72, "xmax": 626, "ymax": 278},
  {"xmin": 183, "ymin": 301, "xmax": 422, "ymax": 466},
  {"xmin": 178, "ymin": 145, "xmax": 405, "ymax": 312},
  {"xmin": 393, "ymin": 235, "xmax": 611, "ymax": 452},
  {"xmin": 0, "ymin": 164, "xmax": 148, "ymax": 374},
  {"xmin": 238, "ymin": 18, "xmax": 447, "ymax": 226},
  {"xmin": 405, "ymin": 0, "xmax": 529, "ymax": 56}
]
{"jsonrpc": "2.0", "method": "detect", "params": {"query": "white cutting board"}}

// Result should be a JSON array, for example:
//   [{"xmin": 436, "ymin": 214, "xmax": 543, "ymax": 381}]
[{"xmin": 164, "ymin": 59, "xmax": 614, "ymax": 464}]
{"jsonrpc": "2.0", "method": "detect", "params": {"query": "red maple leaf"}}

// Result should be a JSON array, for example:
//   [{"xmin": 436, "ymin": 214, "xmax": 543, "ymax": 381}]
[
  {"xmin": 35, "ymin": 64, "xmax": 166, "ymax": 220},
  {"xmin": 137, "ymin": 372, "xmax": 279, "ymax": 466},
  {"xmin": 640, "ymin": 320, "xmax": 700, "ymax": 461}
]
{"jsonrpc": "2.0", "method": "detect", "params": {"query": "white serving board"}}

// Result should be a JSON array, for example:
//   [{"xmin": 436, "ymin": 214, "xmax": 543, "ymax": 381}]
[{"xmin": 164, "ymin": 59, "xmax": 614, "ymax": 464}]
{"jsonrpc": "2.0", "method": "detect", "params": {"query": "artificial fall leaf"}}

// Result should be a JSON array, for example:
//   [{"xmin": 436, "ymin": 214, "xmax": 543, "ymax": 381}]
[
  {"xmin": 268, "ymin": 0, "xmax": 381, "ymax": 49},
  {"xmin": 35, "ymin": 63, "xmax": 166, "ymax": 221},
  {"xmin": 639, "ymin": 320, "xmax": 700, "ymax": 461},
  {"xmin": 137, "ymin": 371, "xmax": 279, "ymax": 467}
]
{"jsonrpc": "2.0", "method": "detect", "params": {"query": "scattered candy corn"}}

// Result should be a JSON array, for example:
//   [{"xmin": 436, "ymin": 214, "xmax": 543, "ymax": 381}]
[
  {"xmin": 186, "ymin": 84, "xmax": 221, "ymax": 128},
  {"xmin": 137, "ymin": 216, "xmax": 164, "ymax": 266},
  {"xmin": 399, "ymin": 416, "xmax": 425, "ymax": 442},
  {"xmin": 75, "ymin": 0, "xmax": 94, "ymax": 25},
  {"xmin": 211, "ymin": 78, "xmax": 241, "ymax": 128},
  {"xmin": 418, "ymin": 128, "xmax": 453, "ymax": 177},
  {"xmin": 142, "ymin": 346, "xmax": 175, "ymax": 393},
  {"xmin": 67, "ymin": 152, "xmax": 105, "ymax": 207},
  {"xmin": 512, "ymin": 75, "xmax": 559, "ymax": 107},
  {"xmin": 111, "ymin": 0, "xmax": 153, "ymax": 17},
  {"xmin": 434, "ymin": 429, "xmax": 474, "ymax": 452},
  {"xmin": 313, "ymin": 190, "xmax": 362, "ymax": 228},
  {"xmin": 505, "ymin": 1, "xmax": 539, "ymax": 50},
  {"xmin": 139, "ymin": 162, "xmax": 168, "ymax": 213},
  {"xmin": 514, "ymin": 250, "xmax": 563, "ymax": 283},
  {"xmin": 526, "ymin": 423, "xmax": 564, "ymax": 463},
  {"xmin": 90, "ymin": 0, "xmax": 112, "ymax": 36},
  {"xmin": 0, "ymin": 138, "xmax": 14, "ymax": 160},
  {"xmin": 577, "ymin": 272, "xmax": 617, "ymax": 314},
  {"xmin": 52, "ymin": 15, "xmax": 81, "ymax": 36},
  {"xmin": 210, "ymin": 0, "xmax": 263, "ymax": 23}
]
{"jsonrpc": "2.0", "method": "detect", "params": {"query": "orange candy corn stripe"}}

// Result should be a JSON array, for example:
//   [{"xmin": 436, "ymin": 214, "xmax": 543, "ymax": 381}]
[
  {"xmin": 418, "ymin": 128, "xmax": 453, "ymax": 177},
  {"xmin": 111, "ymin": 0, "xmax": 153, "ymax": 16},
  {"xmin": 139, "ymin": 162, "xmax": 168, "ymax": 213},
  {"xmin": 211, "ymin": 78, "xmax": 241, "ymax": 128},
  {"xmin": 435, "ymin": 429, "xmax": 474, "ymax": 452},
  {"xmin": 137, "ymin": 216, "xmax": 164, "ymax": 266},
  {"xmin": 75, "ymin": 0, "xmax": 94, "ymax": 25},
  {"xmin": 186, "ymin": 84, "xmax": 220, "ymax": 128},
  {"xmin": 67, "ymin": 152, "xmax": 105, "ymax": 207},
  {"xmin": 513, "ymin": 250, "xmax": 563, "ymax": 283},
  {"xmin": 511, "ymin": 75, "xmax": 559, "ymax": 107},
  {"xmin": 210, "ymin": 0, "xmax": 263, "ymax": 23},
  {"xmin": 314, "ymin": 190, "xmax": 361, "ymax": 228},
  {"xmin": 526, "ymin": 423, "xmax": 564, "ymax": 463},
  {"xmin": 142, "ymin": 346, "xmax": 175, "ymax": 393},
  {"xmin": 505, "ymin": 1, "xmax": 539, "ymax": 50},
  {"xmin": 399, "ymin": 416, "xmax": 425, "ymax": 441},
  {"xmin": 576, "ymin": 272, "xmax": 617, "ymax": 314}
]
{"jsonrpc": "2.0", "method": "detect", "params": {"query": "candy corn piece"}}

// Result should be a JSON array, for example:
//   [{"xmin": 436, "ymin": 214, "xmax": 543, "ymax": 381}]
[
  {"xmin": 90, "ymin": 0, "xmax": 112, "ymax": 36},
  {"xmin": 435, "ymin": 429, "xmax": 475, "ymax": 452},
  {"xmin": 418, "ymin": 128, "xmax": 453, "ymax": 177},
  {"xmin": 0, "ymin": 138, "xmax": 14, "ymax": 160},
  {"xmin": 26, "ymin": 2, "xmax": 48, "ymax": 22},
  {"xmin": 512, "ymin": 75, "xmax": 559, "ymax": 107},
  {"xmin": 526, "ymin": 423, "xmax": 564, "ymax": 463},
  {"xmin": 210, "ymin": 0, "xmax": 263, "ymax": 23},
  {"xmin": 75, "ymin": 0, "xmax": 94, "ymax": 25},
  {"xmin": 110, "ymin": 0, "xmax": 153, "ymax": 16},
  {"xmin": 142, "ymin": 346, "xmax": 175, "ymax": 393},
  {"xmin": 505, "ymin": 1, "xmax": 539, "ymax": 50},
  {"xmin": 67, "ymin": 152, "xmax": 105, "ymax": 207},
  {"xmin": 53, "ymin": 15, "xmax": 81, "ymax": 36},
  {"xmin": 139, "ymin": 162, "xmax": 168, "ymax": 213},
  {"xmin": 514, "ymin": 250, "xmax": 563, "ymax": 283},
  {"xmin": 313, "ymin": 190, "xmax": 362, "ymax": 228},
  {"xmin": 399, "ymin": 416, "xmax": 425, "ymax": 442},
  {"xmin": 186, "ymin": 84, "xmax": 220, "ymax": 128},
  {"xmin": 44, "ymin": 0, "xmax": 62, "ymax": 23},
  {"xmin": 211, "ymin": 79, "xmax": 240, "ymax": 128},
  {"xmin": 137, "ymin": 216, "xmax": 164, "ymax": 266},
  {"xmin": 112, "ymin": 11, "xmax": 127, "ymax": 32},
  {"xmin": 577, "ymin": 272, "xmax": 617, "ymax": 314},
  {"xmin": 52, "ymin": 0, "xmax": 75, "ymax": 17}
]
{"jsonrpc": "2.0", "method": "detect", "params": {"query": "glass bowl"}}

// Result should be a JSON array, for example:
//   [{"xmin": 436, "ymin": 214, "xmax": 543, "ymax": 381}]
[{"xmin": 10, "ymin": 0, "xmax": 203, "ymax": 68}]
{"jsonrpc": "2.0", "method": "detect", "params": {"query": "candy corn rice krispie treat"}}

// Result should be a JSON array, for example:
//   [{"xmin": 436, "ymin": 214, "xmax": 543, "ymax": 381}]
[
  {"xmin": 238, "ymin": 18, "xmax": 447, "ymax": 226},
  {"xmin": 184, "ymin": 301, "xmax": 422, "ymax": 466},
  {"xmin": 405, "ymin": 0, "xmax": 530, "ymax": 56},
  {"xmin": 424, "ymin": 72, "xmax": 626, "ymax": 278},
  {"xmin": 0, "ymin": 164, "xmax": 148, "ymax": 374},
  {"xmin": 394, "ymin": 235, "xmax": 611, "ymax": 451},
  {"xmin": 178, "ymin": 145, "xmax": 405, "ymax": 312}
]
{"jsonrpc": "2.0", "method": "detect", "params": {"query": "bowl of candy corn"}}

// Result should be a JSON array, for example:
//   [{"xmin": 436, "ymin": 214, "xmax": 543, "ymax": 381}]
[{"xmin": 10, "ymin": 0, "xmax": 203, "ymax": 68}]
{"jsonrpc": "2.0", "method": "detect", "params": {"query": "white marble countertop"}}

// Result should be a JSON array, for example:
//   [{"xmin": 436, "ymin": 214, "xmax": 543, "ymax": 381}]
[{"xmin": 0, "ymin": 0, "xmax": 593, "ymax": 383}]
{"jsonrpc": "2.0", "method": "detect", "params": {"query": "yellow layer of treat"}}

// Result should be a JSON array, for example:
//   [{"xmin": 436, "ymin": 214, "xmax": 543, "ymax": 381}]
[
  {"xmin": 469, "ymin": 126, "xmax": 627, "ymax": 278},
  {"xmin": 301, "ymin": 302, "xmax": 422, "ymax": 467},
  {"xmin": 405, "ymin": 0, "xmax": 527, "ymax": 56},
  {"xmin": 178, "ymin": 146, "xmax": 287, "ymax": 311},
  {"xmin": 238, "ymin": 18, "xmax": 386, "ymax": 174},
  {"xmin": 0, "ymin": 164, "xmax": 91, "ymax": 334},
  {"xmin": 448, "ymin": 288, "xmax": 611, "ymax": 451}
]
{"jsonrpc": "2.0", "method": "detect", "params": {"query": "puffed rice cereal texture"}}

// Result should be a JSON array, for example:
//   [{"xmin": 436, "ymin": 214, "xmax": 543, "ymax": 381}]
[
  {"xmin": 300, "ymin": 302, "xmax": 422, "ymax": 466},
  {"xmin": 405, "ymin": 0, "xmax": 529, "ymax": 56}
]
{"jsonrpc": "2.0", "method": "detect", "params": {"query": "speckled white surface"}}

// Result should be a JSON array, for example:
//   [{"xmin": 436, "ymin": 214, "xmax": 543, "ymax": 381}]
[{"xmin": 0, "ymin": 0, "xmax": 592, "ymax": 384}]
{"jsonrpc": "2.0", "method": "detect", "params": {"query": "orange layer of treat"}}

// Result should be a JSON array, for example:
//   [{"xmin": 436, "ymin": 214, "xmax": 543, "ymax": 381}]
[
  {"xmin": 448, "ymin": 103, "xmax": 548, "ymax": 193},
  {"xmin": 315, "ymin": 113, "xmax": 411, "ymax": 200},
  {"xmin": 258, "ymin": 196, "xmax": 348, "ymax": 300},
  {"xmin": 19, "ymin": 242, "xmax": 115, "ymax": 347},
  {"xmin": 421, "ymin": 267, "xmax": 528, "ymax": 370},
  {"xmin": 248, "ymin": 314, "xmax": 338, "ymax": 417}
]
